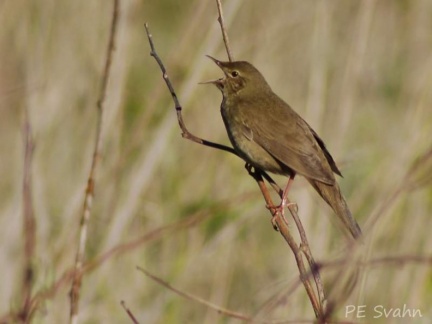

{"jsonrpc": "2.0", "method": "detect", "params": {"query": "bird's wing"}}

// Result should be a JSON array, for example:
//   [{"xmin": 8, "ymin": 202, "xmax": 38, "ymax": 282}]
[
  {"xmin": 309, "ymin": 127, "xmax": 343, "ymax": 177},
  {"xmin": 240, "ymin": 95, "xmax": 336, "ymax": 185}
]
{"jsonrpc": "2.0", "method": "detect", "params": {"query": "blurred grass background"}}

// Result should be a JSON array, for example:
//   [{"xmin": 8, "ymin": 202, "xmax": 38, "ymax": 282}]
[{"xmin": 1, "ymin": 0, "xmax": 432, "ymax": 323}]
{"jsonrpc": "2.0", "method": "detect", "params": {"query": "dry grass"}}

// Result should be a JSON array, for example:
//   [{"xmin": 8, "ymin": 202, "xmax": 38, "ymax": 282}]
[{"xmin": 1, "ymin": 0, "xmax": 432, "ymax": 323}]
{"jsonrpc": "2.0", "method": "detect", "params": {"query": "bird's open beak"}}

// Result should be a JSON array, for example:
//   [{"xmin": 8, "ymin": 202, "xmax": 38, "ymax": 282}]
[
  {"xmin": 198, "ymin": 78, "xmax": 223, "ymax": 85},
  {"xmin": 205, "ymin": 55, "xmax": 223, "ymax": 68},
  {"xmin": 199, "ymin": 55, "xmax": 226, "ymax": 89}
]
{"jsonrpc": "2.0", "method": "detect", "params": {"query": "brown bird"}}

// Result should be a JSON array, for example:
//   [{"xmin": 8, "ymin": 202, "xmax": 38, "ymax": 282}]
[{"xmin": 204, "ymin": 56, "xmax": 362, "ymax": 240}]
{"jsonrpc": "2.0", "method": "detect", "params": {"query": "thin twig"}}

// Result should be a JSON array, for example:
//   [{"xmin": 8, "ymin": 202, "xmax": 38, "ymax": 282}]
[
  {"xmin": 137, "ymin": 267, "xmax": 311, "ymax": 324},
  {"xmin": 137, "ymin": 267, "xmax": 255, "ymax": 322},
  {"xmin": 121, "ymin": 301, "xmax": 140, "ymax": 324},
  {"xmin": 144, "ymin": 23, "xmax": 237, "ymax": 156},
  {"xmin": 82, "ymin": 205, "xmax": 209, "ymax": 273},
  {"xmin": 261, "ymin": 171, "xmax": 284, "ymax": 196},
  {"xmin": 405, "ymin": 144, "xmax": 432, "ymax": 190},
  {"xmin": 289, "ymin": 201, "xmax": 326, "ymax": 311},
  {"xmin": 215, "ymin": 0, "xmax": 234, "ymax": 61},
  {"xmin": 319, "ymin": 254, "xmax": 432, "ymax": 270},
  {"xmin": 69, "ymin": 0, "xmax": 119, "ymax": 322},
  {"xmin": 19, "ymin": 107, "xmax": 36, "ymax": 322}
]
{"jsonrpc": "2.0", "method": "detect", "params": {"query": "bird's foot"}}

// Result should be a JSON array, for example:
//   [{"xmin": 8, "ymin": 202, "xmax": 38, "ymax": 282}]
[
  {"xmin": 267, "ymin": 200, "xmax": 298, "ymax": 231},
  {"xmin": 266, "ymin": 204, "xmax": 283, "ymax": 231}
]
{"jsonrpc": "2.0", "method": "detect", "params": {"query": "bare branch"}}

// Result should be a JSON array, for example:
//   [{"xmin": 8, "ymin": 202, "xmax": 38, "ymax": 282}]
[
  {"xmin": 405, "ymin": 144, "xmax": 432, "ymax": 190},
  {"xmin": 144, "ymin": 23, "xmax": 238, "ymax": 156},
  {"xmin": 69, "ymin": 0, "xmax": 120, "ymax": 322},
  {"xmin": 318, "ymin": 254, "xmax": 432, "ymax": 270},
  {"xmin": 121, "ymin": 300, "xmax": 140, "ymax": 324},
  {"xmin": 19, "ymin": 107, "xmax": 36, "ymax": 322},
  {"xmin": 137, "ymin": 267, "xmax": 255, "ymax": 322},
  {"xmin": 215, "ymin": 0, "xmax": 234, "ymax": 61},
  {"xmin": 289, "ymin": 201, "xmax": 326, "ymax": 311},
  {"xmin": 137, "ymin": 267, "xmax": 311, "ymax": 324}
]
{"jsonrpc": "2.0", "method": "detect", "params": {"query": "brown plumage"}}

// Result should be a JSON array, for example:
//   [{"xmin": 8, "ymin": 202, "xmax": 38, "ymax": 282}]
[{"xmin": 205, "ymin": 56, "xmax": 362, "ymax": 239}]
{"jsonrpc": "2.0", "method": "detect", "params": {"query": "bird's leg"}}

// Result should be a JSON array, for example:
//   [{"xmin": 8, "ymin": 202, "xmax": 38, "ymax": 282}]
[
  {"xmin": 246, "ymin": 163, "xmax": 297, "ymax": 230},
  {"xmin": 268, "ymin": 174, "xmax": 296, "ymax": 228},
  {"xmin": 281, "ymin": 173, "xmax": 296, "ymax": 210}
]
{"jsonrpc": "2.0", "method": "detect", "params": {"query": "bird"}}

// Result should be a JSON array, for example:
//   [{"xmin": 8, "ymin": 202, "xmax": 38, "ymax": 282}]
[{"xmin": 203, "ymin": 56, "xmax": 362, "ymax": 240}]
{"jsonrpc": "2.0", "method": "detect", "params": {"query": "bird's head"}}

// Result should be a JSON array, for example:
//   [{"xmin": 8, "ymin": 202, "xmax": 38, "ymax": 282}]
[{"xmin": 201, "ymin": 56, "xmax": 271, "ymax": 97}]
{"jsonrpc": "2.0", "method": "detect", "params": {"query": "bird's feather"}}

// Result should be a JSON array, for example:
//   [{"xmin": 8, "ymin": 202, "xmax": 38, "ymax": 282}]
[{"xmin": 239, "ymin": 93, "xmax": 336, "ymax": 185}]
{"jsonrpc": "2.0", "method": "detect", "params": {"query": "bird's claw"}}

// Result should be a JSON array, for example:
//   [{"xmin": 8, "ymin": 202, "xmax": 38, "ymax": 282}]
[
  {"xmin": 271, "ymin": 214, "xmax": 279, "ymax": 231},
  {"xmin": 267, "ymin": 200, "xmax": 298, "ymax": 230}
]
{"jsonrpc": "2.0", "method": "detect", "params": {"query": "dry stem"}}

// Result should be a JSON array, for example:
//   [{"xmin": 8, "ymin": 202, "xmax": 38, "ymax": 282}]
[
  {"xmin": 216, "ymin": 0, "xmax": 234, "ymax": 61},
  {"xmin": 19, "ymin": 107, "xmax": 36, "ymax": 322},
  {"xmin": 137, "ymin": 267, "xmax": 307, "ymax": 324},
  {"xmin": 121, "ymin": 301, "xmax": 140, "ymax": 324},
  {"xmin": 69, "ymin": 0, "xmax": 119, "ymax": 322}
]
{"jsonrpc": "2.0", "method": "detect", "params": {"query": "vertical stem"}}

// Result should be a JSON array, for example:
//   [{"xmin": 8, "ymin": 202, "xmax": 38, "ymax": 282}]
[
  {"xmin": 69, "ymin": 1, "xmax": 119, "ymax": 322},
  {"xmin": 20, "ymin": 107, "xmax": 36, "ymax": 322},
  {"xmin": 216, "ymin": 0, "xmax": 234, "ymax": 61}
]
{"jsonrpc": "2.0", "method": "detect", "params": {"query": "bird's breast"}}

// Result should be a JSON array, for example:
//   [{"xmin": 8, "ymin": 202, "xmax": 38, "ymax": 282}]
[{"xmin": 220, "ymin": 100, "xmax": 290, "ymax": 175}]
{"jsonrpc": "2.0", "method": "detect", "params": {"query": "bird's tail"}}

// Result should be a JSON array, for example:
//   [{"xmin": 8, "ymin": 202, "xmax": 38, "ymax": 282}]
[{"xmin": 307, "ymin": 179, "xmax": 362, "ymax": 240}]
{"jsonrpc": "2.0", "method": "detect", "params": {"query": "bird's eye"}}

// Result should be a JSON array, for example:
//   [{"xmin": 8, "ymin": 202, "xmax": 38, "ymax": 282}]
[{"xmin": 231, "ymin": 71, "xmax": 239, "ymax": 77}]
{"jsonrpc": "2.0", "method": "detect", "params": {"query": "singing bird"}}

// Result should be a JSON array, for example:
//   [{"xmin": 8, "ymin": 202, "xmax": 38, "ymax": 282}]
[{"xmin": 204, "ymin": 56, "xmax": 362, "ymax": 240}]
